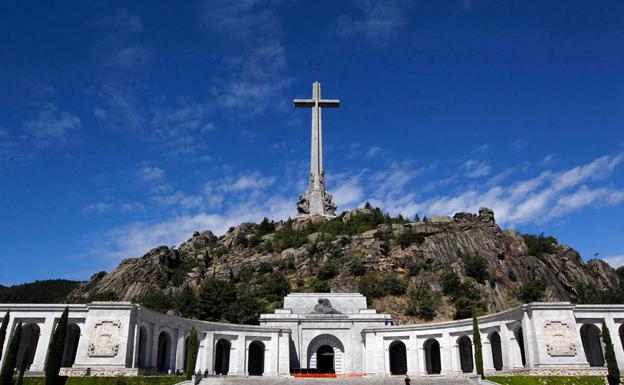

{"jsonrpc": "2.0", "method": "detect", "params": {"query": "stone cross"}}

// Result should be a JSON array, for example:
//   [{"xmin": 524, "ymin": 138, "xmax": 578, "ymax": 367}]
[{"xmin": 294, "ymin": 82, "xmax": 339, "ymax": 217}]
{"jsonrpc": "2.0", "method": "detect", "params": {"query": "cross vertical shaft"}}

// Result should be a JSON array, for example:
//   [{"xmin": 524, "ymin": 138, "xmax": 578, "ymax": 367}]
[{"xmin": 294, "ymin": 81, "xmax": 340, "ymax": 217}]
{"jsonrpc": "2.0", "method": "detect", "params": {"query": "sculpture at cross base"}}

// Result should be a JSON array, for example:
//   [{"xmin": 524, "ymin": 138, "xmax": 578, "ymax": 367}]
[{"xmin": 294, "ymin": 81, "xmax": 339, "ymax": 218}]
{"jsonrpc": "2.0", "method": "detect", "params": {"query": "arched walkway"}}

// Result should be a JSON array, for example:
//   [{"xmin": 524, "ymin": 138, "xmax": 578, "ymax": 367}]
[
  {"xmin": 156, "ymin": 331, "xmax": 172, "ymax": 372},
  {"xmin": 488, "ymin": 332, "xmax": 503, "ymax": 371},
  {"xmin": 424, "ymin": 338, "xmax": 441, "ymax": 375},
  {"xmin": 183, "ymin": 336, "xmax": 189, "ymax": 371},
  {"xmin": 515, "ymin": 327, "xmax": 526, "ymax": 367},
  {"xmin": 307, "ymin": 334, "xmax": 345, "ymax": 374},
  {"xmin": 214, "ymin": 339, "xmax": 231, "ymax": 375},
  {"xmin": 61, "ymin": 323, "xmax": 81, "ymax": 367},
  {"xmin": 457, "ymin": 335, "xmax": 474, "ymax": 373},
  {"xmin": 137, "ymin": 326, "xmax": 149, "ymax": 369},
  {"xmin": 389, "ymin": 340, "xmax": 407, "ymax": 375},
  {"xmin": 248, "ymin": 341, "xmax": 265, "ymax": 376},
  {"xmin": 580, "ymin": 324, "xmax": 604, "ymax": 367},
  {"xmin": 16, "ymin": 323, "xmax": 40, "ymax": 371}
]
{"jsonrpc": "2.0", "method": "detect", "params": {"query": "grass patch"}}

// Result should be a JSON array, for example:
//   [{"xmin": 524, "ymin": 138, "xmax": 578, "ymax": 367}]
[
  {"xmin": 23, "ymin": 377, "xmax": 185, "ymax": 385},
  {"xmin": 487, "ymin": 376, "xmax": 605, "ymax": 385}
]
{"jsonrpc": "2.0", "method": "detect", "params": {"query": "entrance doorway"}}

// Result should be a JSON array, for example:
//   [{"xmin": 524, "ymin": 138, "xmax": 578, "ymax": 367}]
[
  {"xmin": 389, "ymin": 340, "xmax": 407, "ymax": 374},
  {"xmin": 316, "ymin": 345, "xmax": 335, "ymax": 373}
]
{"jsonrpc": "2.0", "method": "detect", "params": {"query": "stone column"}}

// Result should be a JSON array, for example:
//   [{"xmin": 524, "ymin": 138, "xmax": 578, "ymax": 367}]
[
  {"xmin": 408, "ymin": 336, "xmax": 418, "ymax": 375},
  {"xmin": 277, "ymin": 332, "xmax": 290, "ymax": 375},
  {"xmin": 440, "ymin": 333, "xmax": 453, "ymax": 375},
  {"xmin": 201, "ymin": 332, "xmax": 211, "ymax": 374},
  {"xmin": 31, "ymin": 317, "xmax": 55, "ymax": 372},
  {"xmin": 175, "ymin": 329, "xmax": 186, "ymax": 371},
  {"xmin": 605, "ymin": 318, "xmax": 624, "ymax": 370},
  {"xmin": 499, "ymin": 325, "xmax": 512, "ymax": 371},
  {"xmin": 132, "ymin": 324, "xmax": 140, "ymax": 369},
  {"xmin": 449, "ymin": 340, "xmax": 460, "ymax": 373},
  {"xmin": 482, "ymin": 336, "xmax": 494, "ymax": 371},
  {"xmin": 417, "ymin": 339, "xmax": 426, "ymax": 376}
]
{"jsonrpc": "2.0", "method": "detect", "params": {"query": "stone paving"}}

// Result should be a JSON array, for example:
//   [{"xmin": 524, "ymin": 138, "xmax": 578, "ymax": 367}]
[{"xmin": 195, "ymin": 376, "xmax": 479, "ymax": 385}]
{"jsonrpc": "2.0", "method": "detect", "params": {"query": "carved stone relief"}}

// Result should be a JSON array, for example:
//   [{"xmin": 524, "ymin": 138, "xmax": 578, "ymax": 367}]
[
  {"xmin": 88, "ymin": 320, "xmax": 121, "ymax": 357},
  {"xmin": 544, "ymin": 321, "xmax": 576, "ymax": 357}
]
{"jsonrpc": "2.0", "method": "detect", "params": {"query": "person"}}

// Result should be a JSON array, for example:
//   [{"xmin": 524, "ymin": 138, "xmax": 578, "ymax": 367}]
[
  {"xmin": 404, "ymin": 374, "xmax": 411, "ymax": 385},
  {"xmin": 204, "ymin": 368, "xmax": 209, "ymax": 377}
]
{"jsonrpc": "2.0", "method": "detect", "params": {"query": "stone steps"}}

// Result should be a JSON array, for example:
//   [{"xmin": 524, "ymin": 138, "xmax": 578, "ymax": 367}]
[{"xmin": 195, "ymin": 376, "xmax": 478, "ymax": 385}]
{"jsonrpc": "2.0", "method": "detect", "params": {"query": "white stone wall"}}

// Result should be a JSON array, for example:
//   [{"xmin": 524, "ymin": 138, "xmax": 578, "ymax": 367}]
[{"xmin": 1, "ymin": 299, "xmax": 623, "ymax": 377}]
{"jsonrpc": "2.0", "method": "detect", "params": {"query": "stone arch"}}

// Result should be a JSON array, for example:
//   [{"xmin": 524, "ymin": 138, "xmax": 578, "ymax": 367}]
[
  {"xmin": 423, "ymin": 338, "xmax": 441, "ymax": 375},
  {"xmin": 214, "ymin": 339, "xmax": 231, "ymax": 375},
  {"xmin": 247, "ymin": 340, "xmax": 265, "ymax": 376},
  {"xmin": 156, "ymin": 330, "xmax": 173, "ymax": 372},
  {"xmin": 61, "ymin": 323, "xmax": 81, "ymax": 367},
  {"xmin": 488, "ymin": 331, "xmax": 503, "ymax": 371},
  {"xmin": 457, "ymin": 335, "xmax": 474, "ymax": 373},
  {"xmin": 16, "ymin": 323, "xmax": 40, "ymax": 370},
  {"xmin": 580, "ymin": 324, "xmax": 604, "ymax": 367},
  {"xmin": 514, "ymin": 327, "xmax": 526, "ymax": 367},
  {"xmin": 389, "ymin": 340, "xmax": 407, "ymax": 375},
  {"xmin": 307, "ymin": 334, "xmax": 345, "ymax": 374},
  {"xmin": 137, "ymin": 325, "xmax": 149, "ymax": 369}
]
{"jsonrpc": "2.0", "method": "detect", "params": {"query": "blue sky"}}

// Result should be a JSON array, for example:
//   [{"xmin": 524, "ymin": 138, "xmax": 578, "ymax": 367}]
[{"xmin": 1, "ymin": 0, "xmax": 623, "ymax": 285}]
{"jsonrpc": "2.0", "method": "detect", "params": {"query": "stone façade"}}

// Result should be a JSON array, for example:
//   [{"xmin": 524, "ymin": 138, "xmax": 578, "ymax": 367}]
[{"xmin": 1, "ymin": 297, "xmax": 623, "ymax": 377}]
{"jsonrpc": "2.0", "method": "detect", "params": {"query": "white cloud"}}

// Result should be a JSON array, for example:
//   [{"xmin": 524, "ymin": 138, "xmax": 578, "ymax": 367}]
[
  {"xmin": 137, "ymin": 166, "xmax": 164, "ymax": 182},
  {"xmin": 603, "ymin": 255, "xmax": 624, "ymax": 268},
  {"xmin": 91, "ymin": 10, "xmax": 143, "ymax": 33},
  {"xmin": 24, "ymin": 103, "xmax": 81, "ymax": 147},
  {"xmin": 542, "ymin": 154, "xmax": 554, "ymax": 165},
  {"xmin": 112, "ymin": 46, "xmax": 150, "ymax": 70},
  {"xmin": 83, "ymin": 202, "xmax": 144, "ymax": 215},
  {"xmin": 463, "ymin": 159, "xmax": 491, "ymax": 178},
  {"xmin": 332, "ymin": 177, "xmax": 364, "ymax": 208},
  {"xmin": 200, "ymin": 0, "xmax": 279, "ymax": 41},
  {"xmin": 336, "ymin": 0, "xmax": 408, "ymax": 46}
]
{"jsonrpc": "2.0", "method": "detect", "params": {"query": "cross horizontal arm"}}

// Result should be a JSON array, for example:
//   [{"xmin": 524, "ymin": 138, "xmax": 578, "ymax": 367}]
[{"xmin": 293, "ymin": 99, "xmax": 341, "ymax": 108}]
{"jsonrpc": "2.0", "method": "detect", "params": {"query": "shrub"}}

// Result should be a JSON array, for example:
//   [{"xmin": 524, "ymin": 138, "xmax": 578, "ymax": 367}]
[
  {"xmin": 257, "ymin": 261, "xmax": 274, "ymax": 274},
  {"xmin": 255, "ymin": 217, "xmax": 275, "ymax": 237},
  {"xmin": 259, "ymin": 272, "xmax": 291, "ymax": 303},
  {"xmin": 224, "ymin": 294, "xmax": 263, "ymax": 325},
  {"xmin": 462, "ymin": 255, "xmax": 490, "ymax": 284},
  {"xmin": 518, "ymin": 280, "xmax": 546, "ymax": 303},
  {"xmin": 350, "ymin": 259, "xmax": 367, "ymax": 276},
  {"xmin": 406, "ymin": 282, "xmax": 438, "ymax": 320},
  {"xmin": 317, "ymin": 263, "xmax": 339, "ymax": 280},
  {"xmin": 521, "ymin": 233, "xmax": 558, "ymax": 257},
  {"xmin": 441, "ymin": 272, "xmax": 461, "ymax": 295},
  {"xmin": 383, "ymin": 272, "xmax": 406, "ymax": 295},
  {"xmin": 358, "ymin": 274, "xmax": 385, "ymax": 300},
  {"xmin": 196, "ymin": 278, "xmax": 236, "ymax": 321},
  {"xmin": 310, "ymin": 278, "xmax": 331, "ymax": 293},
  {"xmin": 134, "ymin": 289, "xmax": 172, "ymax": 313},
  {"xmin": 406, "ymin": 262, "xmax": 422, "ymax": 276},
  {"xmin": 396, "ymin": 229, "xmax": 425, "ymax": 249}
]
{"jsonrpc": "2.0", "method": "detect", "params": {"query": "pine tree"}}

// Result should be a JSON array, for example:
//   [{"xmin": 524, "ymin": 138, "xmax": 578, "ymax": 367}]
[
  {"xmin": 185, "ymin": 328, "xmax": 199, "ymax": 380},
  {"xmin": 45, "ymin": 307, "xmax": 69, "ymax": 385},
  {"xmin": 0, "ymin": 322, "xmax": 22, "ymax": 385},
  {"xmin": 472, "ymin": 308, "xmax": 484, "ymax": 379},
  {"xmin": 602, "ymin": 322, "xmax": 620, "ymax": 385},
  {"xmin": 16, "ymin": 348, "xmax": 28, "ymax": 385},
  {"xmin": 0, "ymin": 312, "xmax": 8, "ymax": 360}
]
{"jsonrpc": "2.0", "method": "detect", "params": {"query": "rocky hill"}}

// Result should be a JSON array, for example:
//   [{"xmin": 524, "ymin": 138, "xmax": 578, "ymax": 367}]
[{"xmin": 67, "ymin": 206, "xmax": 621, "ymax": 324}]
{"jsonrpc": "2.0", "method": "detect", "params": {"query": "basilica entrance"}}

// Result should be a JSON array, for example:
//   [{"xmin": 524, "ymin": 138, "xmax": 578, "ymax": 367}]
[
  {"xmin": 307, "ymin": 334, "xmax": 344, "ymax": 374},
  {"xmin": 316, "ymin": 345, "xmax": 335, "ymax": 373}
]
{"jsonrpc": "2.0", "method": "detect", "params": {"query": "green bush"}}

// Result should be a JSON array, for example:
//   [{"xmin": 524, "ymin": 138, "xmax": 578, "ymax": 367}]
[
  {"xmin": 441, "ymin": 272, "xmax": 461, "ymax": 295},
  {"xmin": 185, "ymin": 328, "xmax": 198, "ymax": 380},
  {"xmin": 350, "ymin": 259, "xmax": 367, "ymax": 276},
  {"xmin": 224, "ymin": 294, "xmax": 263, "ymax": 325},
  {"xmin": 258, "ymin": 272, "xmax": 290, "ymax": 303},
  {"xmin": 134, "ymin": 289, "xmax": 172, "ymax": 313},
  {"xmin": 396, "ymin": 229, "xmax": 425, "ymax": 249},
  {"xmin": 358, "ymin": 274, "xmax": 385, "ymax": 301},
  {"xmin": 521, "ymin": 233, "xmax": 558, "ymax": 257},
  {"xmin": 472, "ymin": 308, "xmax": 484, "ymax": 378},
  {"xmin": 196, "ymin": 278, "xmax": 236, "ymax": 321},
  {"xmin": 405, "ymin": 282, "xmax": 438, "ymax": 320},
  {"xmin": 462, "ymin": 255, "xmax": 491, "ymax": 284},
  {"xmin": 383, "ymin": 272, "xmax": 406, "ymax": 295},
  {"xmin": 317, "ymin": 263, "xmax": 339, "ymax": 280},
  {"xmin": 518, "ymin": 280, "xmax": 546, "ymax": 303},
  {"xmin": 310, "ymin": 278, "xmax": 331, "ymax": 292}
]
